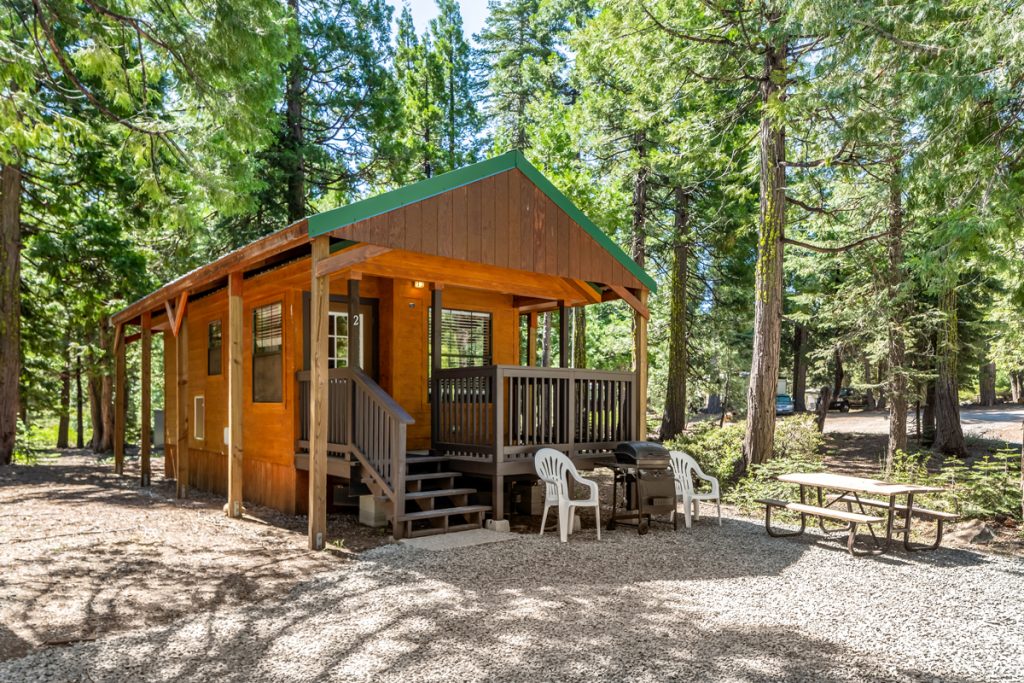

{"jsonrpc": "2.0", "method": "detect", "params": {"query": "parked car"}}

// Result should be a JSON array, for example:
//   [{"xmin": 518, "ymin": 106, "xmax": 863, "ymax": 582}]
[
  {"xmin": 775, "ymin": 394, "xmax": 795, "ymax": 416},
  {"xmin": 829, "ymin": 387, "xmax": 864, "ymax": 412}
]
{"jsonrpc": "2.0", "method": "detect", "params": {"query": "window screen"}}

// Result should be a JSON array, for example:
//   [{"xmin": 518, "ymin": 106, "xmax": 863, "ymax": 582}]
[
  {"xmin": 207, "ymin": 320, "xmax": 222, "ymax": 375},
  {"xmin": 253, "ymin": 302, "xmax": 283, "ymax": 402},
  {"xmin": 435, "ymin": 309, "xmax": 492, "ymax": 369}
]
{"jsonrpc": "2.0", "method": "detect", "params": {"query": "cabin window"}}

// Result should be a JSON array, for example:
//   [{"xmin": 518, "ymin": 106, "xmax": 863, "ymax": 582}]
[
  {"xmin": 194, "ymin": 395, "xmax": 205, "ymax": 441},
  {"xmin": 207, "ymin": 320, "xmax": 222, "ymax": 375},
  {"xmin": 434, "ymin": 308, "xmax": 493, "ymax": 368},
  {"xmin": 327, "ymin": 311, "xmax": 364, "ymax": 369},
  {"xmin": 252, "ymin": 302, "xmax": 283, "ymax": 402}
]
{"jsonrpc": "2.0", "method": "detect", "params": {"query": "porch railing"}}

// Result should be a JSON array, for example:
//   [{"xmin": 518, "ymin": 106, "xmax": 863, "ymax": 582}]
[
  {"xmin": 432, "ymin": 365, "xmax": 637, "ymax": 464},
  {"xmin": 297, "ymin": 367, "xmax": 413, "ymax": 503}
]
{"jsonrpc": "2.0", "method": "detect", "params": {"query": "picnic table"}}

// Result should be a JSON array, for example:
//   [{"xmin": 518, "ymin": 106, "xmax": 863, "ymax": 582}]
[{"xmin": 757, "ymin": 472, "xmax": 955, "ymax": 556}]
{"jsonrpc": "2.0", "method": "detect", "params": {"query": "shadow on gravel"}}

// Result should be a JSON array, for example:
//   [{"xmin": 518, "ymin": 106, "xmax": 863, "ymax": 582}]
[{"xmin": 23, "ymin": 531, "xmax": 981, "ymax": 683}]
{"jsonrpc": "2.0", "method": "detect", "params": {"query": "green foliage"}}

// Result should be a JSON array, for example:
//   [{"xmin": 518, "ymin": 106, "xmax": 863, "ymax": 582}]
[
  {"xmin": 665, "ymin": 420, "xmax": 745, "ymax": 486},
  {"xmin": 668, "ymin": 414, "xmax": 825, "ymax": 509},
  {"xmin": 12, "ymin": 420, "xmax": 66, "ymax": 465},
  {"xmin": 886, "ymin": 450, "xmax": 1022, "ymax": 522}
]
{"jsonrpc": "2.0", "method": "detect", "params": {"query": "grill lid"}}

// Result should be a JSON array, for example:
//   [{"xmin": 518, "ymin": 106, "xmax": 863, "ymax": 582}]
[{"xmin": 614, "ymin": 441, "xmax": 670, "ymax": 466}]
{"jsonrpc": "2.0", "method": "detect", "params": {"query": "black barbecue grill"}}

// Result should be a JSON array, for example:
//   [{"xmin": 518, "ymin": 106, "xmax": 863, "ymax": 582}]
[{"xmin": 599, "ymin": 442, "xmax": 677, "ymax": 534}]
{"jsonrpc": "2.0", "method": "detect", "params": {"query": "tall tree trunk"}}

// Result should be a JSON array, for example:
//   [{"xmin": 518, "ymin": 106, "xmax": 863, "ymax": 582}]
[
  {"xmin": 815, "ymin": 385, "xmax": 832, "ymax": 433},
  {"xmin": 100, "ymin": 375, "xmax": 114, "ymax": 453},
  {"xmin": 832, "ymin": 349, "xmax": 845, "ymax": 397},
  {"xmin": 0, "ymin": 163, "xmax": 21, "ymax": 465},
  {"xmin": 75, "ymin": 355, "xmax": 84, "ymax": 449},
  {"xmin": 876, "ymin": 360, "xmax": 887, "ymax": 410},
  {"xmin": 885, "ymin": 160, "xmax": 908, "ymax": 467},
  {"xmin": 921, "ymin": 379, "xmax": 936, "ymax": 447},
  {"xmin": 96, "ymin": 322, "xmax": 114, "ymax": 453},
  {"xmin": 933, "ymin": 287, "xmax": 965, "ymax": 455},
  {"xmin": 742, "ymin": 34, "xmax": 788, "ymax": 469},
  {"xmin": 572, "ymin": 308, "xmax": 586, "ymax": 369},
  {"xmin": 630, "ymin": 134, "xmax": 648, "ymax": 269},
  {"xmin": 979, "ymin": 359, "xmax": 996, "ymax": 407},
  {"xmin": 791, "ymin": 324, "xmax": 807, "ymax": 412},
  {"xmin": 285, "ymin": 0, "xmax": 305, "ymax": 223},
  {"xmin": 660, "ymin": 187, "xmax": 690, "ymax": 441},
  {"xmin": 89, "ymin": 374, "xmax": 103, "ymax": 451},
  {"xmin": 863, "ymin": 356, "xmax": 876, "ymax": 410},
  {"xmin": 57, "ymin": 333, "xmax": 71, "ymax": 449},
  {"xmin": 1011, "ymin": 370, "xmax": 1023, "ymax": 403},
  {"xmin": 629, "ymin": 134, "xmax": 649, "ymax": 417}
]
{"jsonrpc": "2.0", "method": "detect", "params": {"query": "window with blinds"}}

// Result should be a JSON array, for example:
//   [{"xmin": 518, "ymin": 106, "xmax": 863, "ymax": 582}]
[
  {"xmin": 437, "ymin": 309, "xmax": 492, "ymax": 368},
  {"xmin": 252, "ymin": 302, "xmax": 283, "ymax": 402},
  {"xmin": 207, "ymin": 320, "xmax": 222, "ymax": 375}
]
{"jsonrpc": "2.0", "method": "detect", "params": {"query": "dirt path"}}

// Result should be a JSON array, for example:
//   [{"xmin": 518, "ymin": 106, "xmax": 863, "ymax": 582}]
[
  {"xmin": 0, "ymin": 451, "xmax": 390, "ymax": 662},
  {"xmin": 824, "ymin": 404, "xmax": 1024, "ymax": 444}
]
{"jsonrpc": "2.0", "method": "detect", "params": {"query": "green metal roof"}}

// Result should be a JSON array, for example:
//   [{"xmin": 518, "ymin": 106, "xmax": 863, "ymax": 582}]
[{"xmin": 306, "ymin": 150, "xmax": 657, "ymax": 292}]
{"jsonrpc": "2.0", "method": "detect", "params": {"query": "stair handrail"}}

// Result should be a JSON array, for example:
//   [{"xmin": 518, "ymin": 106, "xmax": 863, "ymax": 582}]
[{"xmin": 347, "ymin": 367, "xmax": 413, "ymax": 512}]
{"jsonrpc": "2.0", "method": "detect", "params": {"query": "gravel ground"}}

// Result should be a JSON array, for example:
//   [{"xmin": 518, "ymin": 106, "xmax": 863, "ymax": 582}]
[
  {"xmin": 0, "ymin": 451, "xmax": 391, "ymax": 662},
  {"xmin": 2, "ymin": 516, "xmax": 1022, "ymax": 682},
  {"xmin": 824, "ymin": 405, "xmax": 1024, "ymax": 444}
]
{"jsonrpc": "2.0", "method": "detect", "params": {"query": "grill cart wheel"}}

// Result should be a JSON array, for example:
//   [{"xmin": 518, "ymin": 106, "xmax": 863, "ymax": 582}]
[
  {"xmin": 638, "ymin": 521, "xmax": 649, "ymax": 535},
  {"xmin": 607, "ymin": 519, "xmax": 617, "ymax": 531}
]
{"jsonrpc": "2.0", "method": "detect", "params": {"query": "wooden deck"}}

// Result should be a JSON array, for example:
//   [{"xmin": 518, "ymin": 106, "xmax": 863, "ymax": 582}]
[{"xmin": 296, "ymin": 363, "xmax": 635, "ymax": 535}]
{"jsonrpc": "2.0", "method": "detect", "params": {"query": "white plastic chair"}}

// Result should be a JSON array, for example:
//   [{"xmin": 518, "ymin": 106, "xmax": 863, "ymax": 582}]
[
  {"xmin": 669, "ymin": 450, "xmax": 721, "ymax": 528},
  {"xmin": 534, "ymin": 448, "xmax": 601, "ymax": 543}
]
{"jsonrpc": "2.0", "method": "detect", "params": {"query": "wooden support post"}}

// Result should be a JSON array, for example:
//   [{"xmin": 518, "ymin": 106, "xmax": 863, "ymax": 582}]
[
  {"xmin": 634, "ymin": 290, "xmax": 649, "ymax": 440},
  {"xmin": 431, "ymin": 285, "xmax": 443, "ymax": 443},
  {"xmin": 226, "ymin": 272, "xmax": 244, "ymax": 518},
  {"xmin": 309, "ymin": 236, "xmax": 329, "ymax": 550},
  {"xmin": 113, "ymin": 323, "xmax": 126, "ymax": 475},
  {"xmin": 558, "ymin": 301, "xmax": 569, "ymax": 368},
  {"xmin": 175, "ymin": 317, "xmax": 190, "ymax": 498},
  {"xmin": 527, "ymin": 312, "xmax": 538, "ymax": 367},
  {"xmin": 140, "ymin": 312, "xmax": 152, "ymax": 486},
  {"xmin": 348, "ymin": 277, "xmax": 361, "ymax": 369}
]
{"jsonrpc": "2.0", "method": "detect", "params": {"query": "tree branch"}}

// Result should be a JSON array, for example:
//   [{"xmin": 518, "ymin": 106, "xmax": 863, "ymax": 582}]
[
  {"xmin": 850, "ymin": 19, "xmax": 946, "ymax": 56},
  {"xmin": 783, "ymin": 231, "xmax": 889, "ymax": 254},
  {"xmin": 640, "ymin": 4, "xmax": 735, "ymax": 46}
]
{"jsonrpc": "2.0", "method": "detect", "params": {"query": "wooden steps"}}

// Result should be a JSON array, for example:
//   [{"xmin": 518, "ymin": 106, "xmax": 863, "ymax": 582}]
[
  {"xmin": 406, "ymin": 471, "xmax": 461, "ymax": 482},
  {"xmin": 405, "ymin": 487, "xmax": 476, "ymax": 500},
  {"xmin": 398, "ymin": 454, "xmax": 491, "ymax": 538},
  {"xmin": 399, "ymin": 505, "xmax": 491, "ymax": 521}
]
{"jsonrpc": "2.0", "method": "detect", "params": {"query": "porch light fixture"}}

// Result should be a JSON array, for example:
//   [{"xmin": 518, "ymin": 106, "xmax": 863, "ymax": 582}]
[{"xmin": 413, "ymin": 280, "xmax": 426, "ymax": 289}]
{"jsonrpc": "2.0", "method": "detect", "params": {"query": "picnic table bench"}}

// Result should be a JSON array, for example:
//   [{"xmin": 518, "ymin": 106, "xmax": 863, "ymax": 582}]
[
  {"xmin": 757, "ymin": 472, "xmax": 954, "ymax": 556},
  {"xmin": 756, "ymin": 498, "xmax": 885, "ymax": 555}
]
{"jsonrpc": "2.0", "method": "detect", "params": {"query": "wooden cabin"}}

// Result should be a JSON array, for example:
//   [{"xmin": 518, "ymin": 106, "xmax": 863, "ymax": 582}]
[{"xmin": 110, "ymin": 151, "xmax": 656, "ymax": 544}]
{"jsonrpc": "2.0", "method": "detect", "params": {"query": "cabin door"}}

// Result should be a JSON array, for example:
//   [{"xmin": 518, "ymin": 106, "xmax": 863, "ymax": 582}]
[{"xmin": 303, "ymin": 294, "xmax": 379, "ymax": 381}]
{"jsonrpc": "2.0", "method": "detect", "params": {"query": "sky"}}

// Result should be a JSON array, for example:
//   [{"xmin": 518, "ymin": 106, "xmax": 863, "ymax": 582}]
[{"xmin": 402, "ymin": 0, "xmax": 490, "ymax": 42}]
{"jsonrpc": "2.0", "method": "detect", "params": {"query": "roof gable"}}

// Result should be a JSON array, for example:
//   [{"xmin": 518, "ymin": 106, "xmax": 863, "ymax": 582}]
[{"xmin": 307, "ymin": 151, "xmax": 656, "ymax": 292}]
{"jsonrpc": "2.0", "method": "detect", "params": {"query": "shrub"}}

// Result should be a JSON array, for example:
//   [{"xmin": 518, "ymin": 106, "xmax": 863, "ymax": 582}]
[
  {"xmin": 664, "ymin": 419, "xmax": 744, "ymax": 485},
  {"xmin": 727, "ymin": 450, "xmax": 826, "ymax": 514},
  {"xmin": 881, "ymin": 449, "xmax": 1021, "ymax": 521},
  {"xmin": 667, "ymin": 414, "xmax": 826, "ymax": 515},
  {"xmin": 773, "ymin": 414, "xmax": 825, "ymax": 461}
]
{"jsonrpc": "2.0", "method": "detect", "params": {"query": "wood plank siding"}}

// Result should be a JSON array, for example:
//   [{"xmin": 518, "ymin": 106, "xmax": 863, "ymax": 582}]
[
  {"xmin": 332, "ymin": 170, "xmax": 643, "ymax": 291},
  {"xmin": 121, "ymin": 152, "xmax": 654, "ymax": 523}
]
